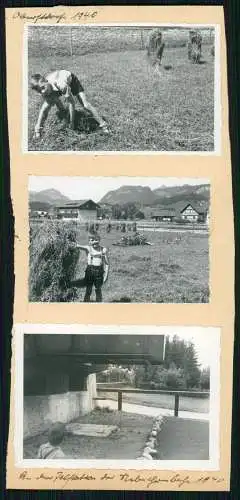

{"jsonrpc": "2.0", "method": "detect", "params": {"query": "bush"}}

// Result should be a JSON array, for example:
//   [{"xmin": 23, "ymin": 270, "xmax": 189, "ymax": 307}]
[{"xmin": 29, "ymin": 221, "xmax": 80, "ymax": 302}]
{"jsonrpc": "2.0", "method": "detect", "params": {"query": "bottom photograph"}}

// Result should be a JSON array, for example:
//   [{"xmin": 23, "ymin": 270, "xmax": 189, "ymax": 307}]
[{"xmin": 15, "ymin": 325, "xmax": 220, "ymax": 469}]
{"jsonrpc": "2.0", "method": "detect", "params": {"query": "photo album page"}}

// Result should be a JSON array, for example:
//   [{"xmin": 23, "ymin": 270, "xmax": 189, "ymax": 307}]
[{"xmin": 4, "ymin": 4, "xmax": 234, "ymax": 493}]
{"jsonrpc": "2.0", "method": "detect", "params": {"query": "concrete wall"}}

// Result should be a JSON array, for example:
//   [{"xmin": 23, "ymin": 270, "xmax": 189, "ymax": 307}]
[{"xmin": 24, "ymin": 374, "xmax": 97, "ymax": 439}]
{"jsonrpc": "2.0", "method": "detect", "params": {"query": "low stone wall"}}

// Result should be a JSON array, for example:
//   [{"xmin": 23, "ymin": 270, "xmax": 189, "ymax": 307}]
[{"xmin": 24, "ymin": 374, "xmax": 97, "ymax": 439}]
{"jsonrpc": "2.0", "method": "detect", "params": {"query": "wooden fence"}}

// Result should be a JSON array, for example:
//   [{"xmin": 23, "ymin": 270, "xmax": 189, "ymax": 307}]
[
  {"xmin": 95, "ymin": 387, "xmax": 210, "ymax": 416},
  {"xmin": 28, "ymin": 25, "xmax": 215, "ymax": 58}
]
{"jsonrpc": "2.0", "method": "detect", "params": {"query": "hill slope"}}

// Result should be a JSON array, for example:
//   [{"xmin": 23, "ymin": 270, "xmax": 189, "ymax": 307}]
[{"xmin": 29, "ymin": 189, "xmax": 70, "ymax": 206}]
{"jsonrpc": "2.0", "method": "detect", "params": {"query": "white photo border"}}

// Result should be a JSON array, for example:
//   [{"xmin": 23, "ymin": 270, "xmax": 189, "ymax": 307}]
[
  {"xmin": 22, "ymin": 23, "xmax": 221, "ymax": 156},
  {"xmin": 14, "ymin": 323, "xmax": 220, "ymax": 470}
]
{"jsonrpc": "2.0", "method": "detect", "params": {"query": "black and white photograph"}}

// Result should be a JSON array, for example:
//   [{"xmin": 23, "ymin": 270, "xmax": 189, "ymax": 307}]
[
  {"xmin": 25, "ymin": 24, "xmax": 219, "ymax": 153},
  {"xmin": 16, "ymin": 324, "xmax": 219, "ymax": 468},
  {"xmin": 29, "ymin": 176, "xmax": 210, "ymax": 304}
]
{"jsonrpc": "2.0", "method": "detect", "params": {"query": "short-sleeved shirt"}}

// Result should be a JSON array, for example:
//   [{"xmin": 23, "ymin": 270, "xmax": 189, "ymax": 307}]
[
  {"xmin": 86, "ymin": 246, "xmax": 107, "ymax": 267},
  {"xmin": 45, "ymin": 70, "xmax": 84, "ymax": 97},
  {"xmin": 37, "ymin": 443, "xmax": 65, "ymax": 459}
]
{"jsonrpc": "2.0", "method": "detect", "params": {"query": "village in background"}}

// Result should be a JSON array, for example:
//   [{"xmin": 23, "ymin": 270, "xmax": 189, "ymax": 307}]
[{"xmin": 29, "ymin": 182, "xmax": 210, "ymax": 229}]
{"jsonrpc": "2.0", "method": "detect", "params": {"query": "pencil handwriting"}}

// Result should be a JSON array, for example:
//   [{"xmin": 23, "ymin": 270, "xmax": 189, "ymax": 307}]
[
  {"xmin": 18, "ymin": 470, "xmax": 225, "ymax": 489},
  {"xmin": 11, "ymin": 10, "xmax": 99, "ymax": 24}
]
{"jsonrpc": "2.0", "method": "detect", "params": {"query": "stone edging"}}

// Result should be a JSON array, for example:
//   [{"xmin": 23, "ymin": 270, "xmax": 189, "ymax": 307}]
[{"xmin": 137, "ymin": 412, "xmax": 171, "ymax": 460}]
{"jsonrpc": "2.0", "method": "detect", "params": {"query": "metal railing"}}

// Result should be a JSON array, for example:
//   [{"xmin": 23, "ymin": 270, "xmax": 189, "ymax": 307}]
[{"xmin": 95, "ymin": 388, "xmax": 209, "ymax": 417}]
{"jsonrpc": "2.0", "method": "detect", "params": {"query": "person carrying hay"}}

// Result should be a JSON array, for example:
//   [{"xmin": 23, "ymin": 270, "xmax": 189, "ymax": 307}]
[
  {"xmin": 70, "ymin": 233, "xmax": 109, "ymax": 302},
  {"xmin": 30, "ymin": 70, "xmax": 109, "ymax": 138},
  {"xmin": 37, "ymin": 422, "xmax": 65, "ymax": 459}
]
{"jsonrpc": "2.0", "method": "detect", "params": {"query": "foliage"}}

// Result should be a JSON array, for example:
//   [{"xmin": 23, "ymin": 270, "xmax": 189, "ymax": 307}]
[
  {"xmin": 133, "ymin": 335, "xmax": 202, "ymax": 390},
  {"xmin": 200, "ymin": 367, "xmax": 210, "ymax": 390}
]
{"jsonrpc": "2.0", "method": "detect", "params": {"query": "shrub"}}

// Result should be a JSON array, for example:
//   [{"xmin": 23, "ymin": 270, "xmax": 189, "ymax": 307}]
[{"xmin": 29, "ymin": 221, "xmax": 80, "ymax": 302}]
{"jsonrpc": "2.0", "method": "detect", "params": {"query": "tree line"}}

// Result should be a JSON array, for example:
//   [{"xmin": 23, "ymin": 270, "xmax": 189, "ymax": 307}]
[{"xmin": 97, "ymin": 335, "xmax": 210, "ymax": 391}]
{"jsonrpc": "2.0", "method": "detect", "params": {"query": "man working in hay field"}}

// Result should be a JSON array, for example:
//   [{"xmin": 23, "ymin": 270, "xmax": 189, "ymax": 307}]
[
  {"xmin": 30, "ymin": 70, "xmax": 109, "ymax": 139},
  {"xmin": 70, "ymin": 233, "xmax": 109, "ymax": 302}
]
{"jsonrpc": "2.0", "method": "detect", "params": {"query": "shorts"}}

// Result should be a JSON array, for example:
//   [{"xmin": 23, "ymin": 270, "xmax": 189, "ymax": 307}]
[
  {"xmin": 85, "ymin": 265, "xmax": 104, "ymax": 288},
  {"xmin": 69, "ymin": 73, "xmax": 84, "ymax": 96}
]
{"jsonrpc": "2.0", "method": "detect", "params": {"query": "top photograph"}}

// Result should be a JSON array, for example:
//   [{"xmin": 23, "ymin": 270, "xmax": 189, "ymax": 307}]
[{"xmin": 24, "ymin": 24, "xmax": 219, "ymax": 154}]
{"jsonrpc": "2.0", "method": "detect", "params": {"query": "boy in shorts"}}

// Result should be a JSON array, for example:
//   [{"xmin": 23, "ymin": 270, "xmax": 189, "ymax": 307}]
[
  {"xmin": 30, "ymin": 70, "xmax": 109, "ymax": 138},
  {"xmin": 70, "ymin": 233, "xmax": 109, "ymax": 303},
  {"xmin": 37, "ymin": 422, "xmax": 65, "ymax": 459}
]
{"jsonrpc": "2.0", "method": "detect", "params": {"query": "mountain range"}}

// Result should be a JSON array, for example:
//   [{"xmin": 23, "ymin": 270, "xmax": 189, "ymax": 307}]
[{"xmin": 29, "ymin": 184, "xmax": 210, "ymax": 210}]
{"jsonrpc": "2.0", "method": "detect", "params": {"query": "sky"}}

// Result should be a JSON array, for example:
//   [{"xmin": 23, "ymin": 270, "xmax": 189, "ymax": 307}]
[{"xmin": 29, "ymin": 176, "xmax": 210, "ymax": 203}]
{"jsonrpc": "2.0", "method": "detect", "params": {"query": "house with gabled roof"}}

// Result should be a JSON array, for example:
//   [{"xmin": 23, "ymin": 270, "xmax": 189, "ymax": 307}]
[
  {"xmin": 150, "ymin": 201, "xmax": 208, "ymax": 223},
  {"xmin": 55, "ymin": 199, "xmax": 100, "ymax": 221}
]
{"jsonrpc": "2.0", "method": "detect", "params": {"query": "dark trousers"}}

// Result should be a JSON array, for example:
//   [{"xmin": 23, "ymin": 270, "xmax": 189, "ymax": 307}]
[{"xmin": 71, "ymin": 265, "xmax": 104, "ymax": 302}]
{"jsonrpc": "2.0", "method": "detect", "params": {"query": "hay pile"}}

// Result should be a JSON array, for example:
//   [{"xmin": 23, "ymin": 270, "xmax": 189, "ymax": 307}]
[
  {"xmin": 29, "ymin": 221, "xmax": 80, "ymax": 302},
  {"xmin": 112, "ymin": 233, "xmax": 151, "ymax": 246}
]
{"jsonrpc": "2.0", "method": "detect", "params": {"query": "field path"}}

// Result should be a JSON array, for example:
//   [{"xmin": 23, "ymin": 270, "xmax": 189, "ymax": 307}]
[{"xmin": 97, "ymin": 398, "xmax": 209, "ymax": 420}]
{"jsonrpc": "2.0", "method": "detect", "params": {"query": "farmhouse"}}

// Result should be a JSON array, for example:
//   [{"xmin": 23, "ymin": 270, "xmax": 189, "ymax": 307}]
[
  {"xmin": 180, "ymin": 203, "xmax": 201, "ymax": 221},
  {"xmin": 29, "ymin": 209, "xmax": 48, "ymax": 219},
  {"xmin": 150, "ymin": 202, "xmax": 208, "ymax": 223},
  {"xmin": 55, "ymin": 199, "xmax": 100, "ymax": 221}
]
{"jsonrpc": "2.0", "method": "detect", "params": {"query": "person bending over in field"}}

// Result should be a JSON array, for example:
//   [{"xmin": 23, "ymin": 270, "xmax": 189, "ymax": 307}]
[
  {"xmin": 70, "ymin": 233, "xmax": 109, "ymax": 303},
  {"xmin": 30, "ymin": 70, "xmax": 109, "ymax": 139},
  {"xmin": 37, "ymin": 422, "xmax": 65, "ymax": 459}
]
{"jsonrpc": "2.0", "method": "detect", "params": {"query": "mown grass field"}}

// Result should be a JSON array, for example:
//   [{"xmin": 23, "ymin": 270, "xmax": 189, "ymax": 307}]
[
  {"xmin": 28, "ymin": 45, "xmax": 214, "ymax": 152},
  {"xmin": 30, "ymin": 222, "xmax": 209, "ymax": 303}
]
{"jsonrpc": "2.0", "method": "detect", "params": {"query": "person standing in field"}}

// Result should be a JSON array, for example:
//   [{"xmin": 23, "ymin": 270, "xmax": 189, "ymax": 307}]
[
  {"xmin": 70, "ymin": 233, "xmax": 109, "ymax": 303},
  {"xmin": 37, "ymin": 422, "xmax": 65, "ymax": 459},
  {"xmin": 30, "ymin": 70, "xmax": 109, "ymax": 138}
]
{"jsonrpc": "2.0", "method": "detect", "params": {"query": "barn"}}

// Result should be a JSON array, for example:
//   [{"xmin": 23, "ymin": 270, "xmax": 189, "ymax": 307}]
[
  {"xmin": 151, "ymin": 208, "xmax": 176, "ymax": 222},
  {"xmin": 23, "ymin": 334, "xmax": 165, "ymax": 439},
  {"xmin": 56, "ymin": 199, "xmax": 100, "ymax": 221}
]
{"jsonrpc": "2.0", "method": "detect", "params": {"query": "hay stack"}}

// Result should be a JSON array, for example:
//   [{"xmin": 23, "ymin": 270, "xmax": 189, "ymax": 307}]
[{"xmin": 29, "ymin": 221, "xmax": 80, "ymax": 302}]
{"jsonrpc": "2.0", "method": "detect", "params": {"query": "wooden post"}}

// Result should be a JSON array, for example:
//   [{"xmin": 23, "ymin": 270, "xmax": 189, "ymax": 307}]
[
  {"xmin": 140, "ymin": 30, "xmax": 144, "ymax": 50},
  {"xmin": 70, "ymin": 27, "xmax": 73, "ymax": 57},
  {"xmin": 118, "ymin": 391, "xmax": 122, "ymax": 411},
  {"xmin": 174, "ymin": 394, "xmax": 179, "ymax": 417}
]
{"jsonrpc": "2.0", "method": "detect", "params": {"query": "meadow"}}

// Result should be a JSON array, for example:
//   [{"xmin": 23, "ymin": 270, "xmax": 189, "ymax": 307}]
[
  {"xmin": 27, "ymin": 45, "xmax": 215, "ymax": 152},
  {"xmin": 29, "ymin": 221, "xmax": 209, "ymax": 303}
]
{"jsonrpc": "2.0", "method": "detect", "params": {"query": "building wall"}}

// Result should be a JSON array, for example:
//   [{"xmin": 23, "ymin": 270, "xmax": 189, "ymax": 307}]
[
  {"xmin": 181, "ymin": 205, "xmax": 199, "ymax": 221},
  {"xmin": 59, "ymin": 208, "xmax": 97, "ymax": 221},
  {"xmin": 77, "ymin": 209, "xmax": 97, "ymax": 222},
  {"xmin": 24, "ymin": 373, "xmax": 97, "ymax": 439}
]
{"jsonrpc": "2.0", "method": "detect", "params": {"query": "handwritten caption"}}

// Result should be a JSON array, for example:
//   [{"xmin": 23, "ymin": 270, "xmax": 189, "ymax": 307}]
[
  {"xmin": 19, "ymin": 470, "xmax": 225, "ymax": 489},
  {"xmin": 12, "ymin": 11, "xmax": 99, "ymax": 24}
]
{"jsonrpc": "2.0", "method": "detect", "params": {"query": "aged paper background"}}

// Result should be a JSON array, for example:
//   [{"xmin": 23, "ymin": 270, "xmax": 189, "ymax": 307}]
[{"xmin": 5, "ymin": 5, "xmax": 234, "ymax": 491}]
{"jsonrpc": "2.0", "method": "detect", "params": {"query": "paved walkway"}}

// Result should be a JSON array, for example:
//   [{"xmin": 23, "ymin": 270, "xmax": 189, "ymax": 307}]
[{"xmin": 97, "ymin": 399, "xmax": 209, "ymax": 421}]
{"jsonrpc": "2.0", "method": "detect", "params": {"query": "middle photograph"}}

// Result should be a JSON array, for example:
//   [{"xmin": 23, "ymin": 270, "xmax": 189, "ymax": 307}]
[{"xmin": 29, "ymin": 176, "xmax": 210, "ymax": 304}]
